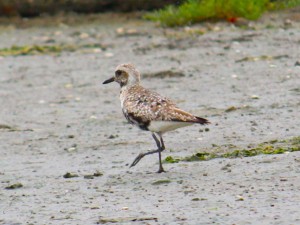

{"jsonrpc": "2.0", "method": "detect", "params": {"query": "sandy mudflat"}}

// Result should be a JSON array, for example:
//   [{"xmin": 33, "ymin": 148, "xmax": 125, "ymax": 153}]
[{"xmin": 0, "ymin": 9, "xmax": 300, "ymax": 225}]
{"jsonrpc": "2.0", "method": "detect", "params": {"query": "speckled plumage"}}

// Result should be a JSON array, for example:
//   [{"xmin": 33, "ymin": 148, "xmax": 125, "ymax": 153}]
[
  {"xmin": 120, "ymin": 84, "xmax": 208, "ymax": 133},
  {"xmin": 103, "ymin": 63, "xmax": 210, "ymax": 173}
]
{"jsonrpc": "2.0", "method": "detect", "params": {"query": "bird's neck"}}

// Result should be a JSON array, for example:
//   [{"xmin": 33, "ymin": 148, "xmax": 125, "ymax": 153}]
[
  {"xmin": 120, "ymin": 83, "xmax": 140, "ymax": 91},
  {"xmin": 120, "ymin": 84, "xmax": 141, "ymax": 105}
]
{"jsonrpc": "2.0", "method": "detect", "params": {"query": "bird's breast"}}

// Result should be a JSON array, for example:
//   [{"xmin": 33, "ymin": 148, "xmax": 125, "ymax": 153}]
[{"xmin": 122, "ymin": 109, "xmax": 150, "ymax": 131}]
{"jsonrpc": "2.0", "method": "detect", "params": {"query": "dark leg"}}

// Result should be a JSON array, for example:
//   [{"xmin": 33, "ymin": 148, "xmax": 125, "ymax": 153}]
[
  {"xmin": 157, "ymin": 151, "xmax": 165, "ymax": 173},
  {"xmin": 152, "ymin": 133, "xmax": 161, "ymax": 149},
  {"xmin": 159, "ymin": 134, "xmax": 165, "ymax": 150},
  {"xmin": 157, "ymin": 134, "xmax": 166, "ymax": 173},
  {"xmin": 130, "ymin": 133, "xmax": 166, "ymax": 173}
]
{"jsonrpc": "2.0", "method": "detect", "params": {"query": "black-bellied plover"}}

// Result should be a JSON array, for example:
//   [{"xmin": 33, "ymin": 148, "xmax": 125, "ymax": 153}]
[{"xmin": 103, "ymin": 63, "xmax": 210, "ymax": 173}]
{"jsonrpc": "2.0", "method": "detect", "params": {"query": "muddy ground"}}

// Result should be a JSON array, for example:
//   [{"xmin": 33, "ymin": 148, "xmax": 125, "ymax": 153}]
[{"xmin": 0, "ymin": 9, "xmax": 300, "ymax": 225}]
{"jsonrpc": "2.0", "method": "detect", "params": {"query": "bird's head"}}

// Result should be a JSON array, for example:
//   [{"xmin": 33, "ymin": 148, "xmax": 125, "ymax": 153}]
[{"xmin": 103, "ymin": 63, "xmax": 140, "ymax": 87}]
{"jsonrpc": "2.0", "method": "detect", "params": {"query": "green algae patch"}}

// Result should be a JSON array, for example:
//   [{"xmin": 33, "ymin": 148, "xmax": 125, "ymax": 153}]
[
  {"xmin": 290, "ymin": 136, "xmax": 300, "ymax": 146},
  {"xmin": 183, "ymin": 152, "xmax": 213, "ymax": 161},
  {"xmin": 5, "ymin": 183, "xmax": 23, "ymax": 190},
  {"xmin": 164, "ymin": 156, "xmax": 180, "ymax": 163},
  {"xmin": 84, "ymin": 171, "xmax": 103, "ymax": 179},
  {"xmin": 164, "ymin": 136, "xmax": 300, "ymax": 163},
  {"xmin": 98, "ymin": 216, "xmax": 158, "ymax": 224},
  {"xmin": 63, "ymin": 172, "xmax": 79, "ymax": 179},
  {"xmin": 236, "ymin": 54, "xmax": 289, "ymax": 62},
  {"xmin": 0, "ymin": 43, "xmax": 105, "ymax": 57},
  {"xmin": 152, "ymin": 179, "xmax": 172, "ymax": 185},
  {"xmin": 0, "ymin": 124, "xmax": 18, "ymax": 131}
]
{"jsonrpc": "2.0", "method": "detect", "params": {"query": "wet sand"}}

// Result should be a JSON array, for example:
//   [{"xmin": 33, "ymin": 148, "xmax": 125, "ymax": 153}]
[{"xmin": 0, "ymin": 9, "xmax": 300, "ymax": 225}]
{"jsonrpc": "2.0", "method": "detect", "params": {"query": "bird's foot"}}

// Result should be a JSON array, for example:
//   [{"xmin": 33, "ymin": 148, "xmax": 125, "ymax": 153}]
[
  {"xmin": 130, "ymin": 149, "xmax": 161, "ymax": 168},
  {"xmin": 129, "ymin": 153, "xmax": 145, "ymax": 168},
  {"xmin": 157, "ymin": 166, "xmax": 166, "ymax": 173}
]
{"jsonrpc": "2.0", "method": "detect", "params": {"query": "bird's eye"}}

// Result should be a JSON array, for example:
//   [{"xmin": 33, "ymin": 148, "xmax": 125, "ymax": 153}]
[{"xmin": 115, "ymin": 70, "xmax": 122, "ymax": 77}]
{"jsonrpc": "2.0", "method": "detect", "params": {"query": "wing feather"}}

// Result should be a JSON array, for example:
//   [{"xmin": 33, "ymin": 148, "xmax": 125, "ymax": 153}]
[{"xmin": 122, "ymin": 85, "xmax": 209, "ymax": 125}]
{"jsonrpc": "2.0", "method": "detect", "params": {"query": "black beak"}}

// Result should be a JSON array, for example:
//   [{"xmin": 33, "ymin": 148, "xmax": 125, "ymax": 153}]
[{"xmin": 102, "ymin": 77, "xmax": 115, "ymax": 84}]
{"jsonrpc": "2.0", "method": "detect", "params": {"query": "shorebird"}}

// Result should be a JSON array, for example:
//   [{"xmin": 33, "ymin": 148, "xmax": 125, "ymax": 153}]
[{"xmin": 103, "ymin": 63, "xmax": 210, "ymax": 173}]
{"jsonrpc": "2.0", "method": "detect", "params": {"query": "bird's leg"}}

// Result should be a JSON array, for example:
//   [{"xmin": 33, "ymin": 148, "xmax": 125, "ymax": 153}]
[
  {"xmin": 129, "ymin": 133, "xmax": 161, "ymax": 168},
  {"xmin": 157, "ymin": 134, "xmax": 166, "ymax": 173},
  {"xmin": 129, "ymin": 148, "xmax": 160, "ymax": 168},
  {"xmin": 129, "ymin": 133, "xmax": 166, "ymax": 173},
  {"xmin": 159, "ymin": 134, "xmax": 165, "ymax": 151}
]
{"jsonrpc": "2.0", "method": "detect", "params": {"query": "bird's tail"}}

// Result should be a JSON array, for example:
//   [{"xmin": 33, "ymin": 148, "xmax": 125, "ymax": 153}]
[
  {"xmin": 195, "ymin": 116, "xmax": 210, "ymax": 125},
  {"xmin": 171, "ymin": 108, "xmax": 210, "ymax": 125}
]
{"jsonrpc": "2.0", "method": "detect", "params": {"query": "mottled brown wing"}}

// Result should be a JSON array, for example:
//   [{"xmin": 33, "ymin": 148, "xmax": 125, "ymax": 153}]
[
  {"xmin": 123, "ymin": 86, "xmax": 176, "ymax": 122},
  {"xmin": 123, "ymin": 86, "xmax": 209, "ymax": 125},
  {"xmin": 168, "ymin": 108, "xmax": 210, "ymax": 124}
]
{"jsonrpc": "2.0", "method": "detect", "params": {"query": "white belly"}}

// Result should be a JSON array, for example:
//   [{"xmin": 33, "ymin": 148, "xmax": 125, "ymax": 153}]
[{"xmin": 148, "ymin": 121, "xmax": 193, "ymax": 134}]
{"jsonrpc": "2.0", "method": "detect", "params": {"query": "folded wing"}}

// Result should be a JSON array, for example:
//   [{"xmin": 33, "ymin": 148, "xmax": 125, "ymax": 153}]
[{"xmin": 123, "ymin": 86, "xmax": 210, "ymax": 127}]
